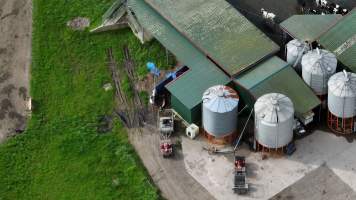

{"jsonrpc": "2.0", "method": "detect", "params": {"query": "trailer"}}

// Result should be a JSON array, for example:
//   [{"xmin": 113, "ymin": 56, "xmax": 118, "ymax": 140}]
[
  {"xmin": 159, "ymin": 109, "xmax": 174, "ymax": 158},
  {"xmin": 233, "ymin": 156, "xmax": 248, "ymax": 194}
]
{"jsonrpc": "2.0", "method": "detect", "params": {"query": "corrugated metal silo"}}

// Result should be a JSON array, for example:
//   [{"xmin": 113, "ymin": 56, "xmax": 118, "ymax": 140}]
[
  {"xmin": 302, "ymin": 49, "xmax": 337, "ymax": 95},
  {"xmin": 202, "ymin": 85, "xmax": 239, "ymax": 138},
  {"xmin": 254, "ymin": 93, "xmax": 294, "ymax": 149},
  {"xmin": 328, "ymin": 71, "xmax": 356, "ymax": 118},
  {"xmin": 286, "ymin": 39, "xmax": 310, "ymax": 69}
]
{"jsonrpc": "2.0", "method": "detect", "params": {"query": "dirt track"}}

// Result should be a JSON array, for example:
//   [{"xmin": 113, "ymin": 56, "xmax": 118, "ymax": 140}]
[{"xmin": 0, "ymin": 0, "xmax": 31, "ymax": 142}]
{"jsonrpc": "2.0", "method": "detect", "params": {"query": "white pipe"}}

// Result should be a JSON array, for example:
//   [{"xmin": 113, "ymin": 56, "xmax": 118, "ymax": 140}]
[
  {"xmin": 234, "ymin": 108, "xmax": 254, "ymax": 151},
  {"xmin": 343, "ymin": 70, "xmax": 348, "ymax": 80}
]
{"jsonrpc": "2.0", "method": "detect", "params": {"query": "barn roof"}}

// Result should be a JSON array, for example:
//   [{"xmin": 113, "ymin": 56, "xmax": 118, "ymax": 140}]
[
  {"xmin": 128, "ymin": 0, "xmax": 320, "ymax": 119},
  {"xmin": 280, "ymin": 14, "xmax": 342, "ymax": 42},
  {"xmin": 128, "ymin": 0, "xmax": 230, "ymax": 109},
  {"xmin": 144, "ymin": 0, "xmax": 279, "ymax": 76},
  {"xmin": 239, "ymin": 64, "xmax": 321, "ymax": 117},
  {"xmin": 318, "ymin": 9, "xmax": 356, "ymax": 72}
]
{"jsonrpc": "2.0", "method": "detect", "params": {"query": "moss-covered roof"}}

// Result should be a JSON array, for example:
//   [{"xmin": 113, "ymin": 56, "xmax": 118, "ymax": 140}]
[
  {"xmin": 144, "ymin": 0, "xmax": 279, "ymax": 76},
  {"xmin": 128, "ymin": 0, "xmax": 230, "ymax": 109},
  {"xmin": 280, "ymin": 14, "xmax": 342, "ymax": 42},
  {"xmin": 318, "ymin": 9, "xmax": 356, "ymax": 72},
  {"xmin": 248, "ymin": 66, "xmax": 321, "ymax": 117}
]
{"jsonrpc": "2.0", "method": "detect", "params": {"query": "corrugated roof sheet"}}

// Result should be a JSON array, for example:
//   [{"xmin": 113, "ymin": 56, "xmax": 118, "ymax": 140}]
[
  {"xmin": 249, "ymin": 66, "xmax": 320, "ymax": 117},
  {"xmin": 234, "ymin": 56, "xmax": 289, "ymax": 90},
  {"xmin": 128, "ymin": 0, "xmax": 320, "ymax": 117},
  {"xmin": 318, "ymin": 9, "xmax": 356, "ymax": 72},
  {"xmin": 280, "ymin": 14, "xmax": 342, "ymax": 42},
  {"xmin": 128, "ymin": 0, "xmax": 230, "ymax": 109},
  {"xmin": 144, "ymin": 0, "xmax": 279, "ymax": 76}
]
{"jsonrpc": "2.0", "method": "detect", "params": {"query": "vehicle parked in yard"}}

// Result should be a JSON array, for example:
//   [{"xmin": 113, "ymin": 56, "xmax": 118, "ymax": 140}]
[
  {"xmin": 160, "ymin": 139, "xmax": 173, "ymax": 158},
  {"xmin": 233, "ymin": 156, "xmax": 249, "ymax": 194},
  {"xmin": 159, "ymin": 109, "xmax": 174, "ymax": 158}
]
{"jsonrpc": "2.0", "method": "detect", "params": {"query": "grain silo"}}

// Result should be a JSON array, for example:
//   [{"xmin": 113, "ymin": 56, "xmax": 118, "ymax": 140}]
[
  {"xmin": 202, "ymin": 85, "xmax": 239, "ymax": 144},
  {"xmin": 301, "ymin": 48, "xmax": 337, "ymax": 98},
  {"xmin": 286, "ymin": 39, "xmax": 310, "ymax": 70},
  {"xmin": 254, "ymin": 93, "xmax": 294, "ymax": 151},
  {"xmin": 327, "ymin": 71, "xmax": 356, "ymax": 134}
]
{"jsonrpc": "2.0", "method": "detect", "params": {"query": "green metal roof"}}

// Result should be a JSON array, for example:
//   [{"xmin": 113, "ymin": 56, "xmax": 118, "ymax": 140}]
[
  {"xmin": 128, "ymin": 0, "xmax": 230, "ymax": 109},
  {"xmin": 318, "ymin": 9, "xmax": 356, "ymax": 72},
  {"xmin": 102, "ymin": 0, "xmax": 125, "ymax": 22},
  {"xmin": 234, "ymin": 56, "xmax": 289, "ymax": 90},
  {"xmin": 249, "ymin": 66, "xmax": 321, "ymax": 117},
  {"xmin": 144, "ymin": 0, "xmax": 279, "ymax": 76},
  {"xmin": 128, "ymin": 0, "xmax": 320, "ymax": 117},
  {"xmin": 280, "ymin": 14, "xmax": 342, "ymax": 42}
]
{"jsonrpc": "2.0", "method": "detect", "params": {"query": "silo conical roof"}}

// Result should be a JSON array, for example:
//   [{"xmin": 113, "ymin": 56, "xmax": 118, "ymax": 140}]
[
  {"xmin": 301, "ymin": 49, "xmax": 337, "ymax": 95},
  {"xmin": 202, "ymin": 85, "xmax": 239, "ymax": 113},
  {"xmin": 286, "ymin": 39, "xmax": 309, "ymax": 67},
  {"xmin": 202, "ymin": 85, "xmax": 239, "ymax": 137},
  {"xmin": 287, "ymin": 39, "xmax": 308, "ymax": 57},
  {"xmin": 328, "ymin": 71, "xmax": 356, "ymax": 98},
  {"xmin": 254, "ymin": 93, "xmax": 294, "ymax": 123},
  {"xmin": 302, "ymin": 49, "xmax": 337, "ymax": 75},
  {"xmin": 254, "ymin": 93, "xmax": 294, "ymax": 148}
]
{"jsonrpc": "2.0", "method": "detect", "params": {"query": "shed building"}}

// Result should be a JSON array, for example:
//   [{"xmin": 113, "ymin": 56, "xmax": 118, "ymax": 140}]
[
  {"xmin": 99, "ymin": 0, "xmax": 321, "ymax": 126},
  {"xmin": 128, "ymin": 0, "xmax": 230, "ymax": 124}
]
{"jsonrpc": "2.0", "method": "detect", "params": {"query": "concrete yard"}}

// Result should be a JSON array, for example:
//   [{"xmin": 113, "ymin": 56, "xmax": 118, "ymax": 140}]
[
  {"xmin": 129, "ymin": 114, "xmax": 356, "ymax": 200},
  {"xmin": 182, "ymin": 130, "xmax": 356, "ymax": 200},
  {"xmin": 0, "ymin": 0, "xmax": 31, "ymax": 142}
]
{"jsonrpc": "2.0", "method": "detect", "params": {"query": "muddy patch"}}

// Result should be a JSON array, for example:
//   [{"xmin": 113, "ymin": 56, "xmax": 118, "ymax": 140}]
[
  {"xmin": 0, "ymin": 98, "xmax": 13, "ymax": 120},
  {"xmin": 18, "ymin": 86, "xmax": 27, "ymax": 100},
  {"xmin": 0, "ymin": 0, "xmax": 24, "ymax": 20},
  {"xmin": 0, "ymin": 48, "xmax": 6, "ymax": 55},
  {"xmin": 8, "ymin": 111, "xmax": 25, "ymax": 122},
  {"xmin": 0, "ymin": 72, "xmax": 11, "ymax": 84},
  {"xmin": 1, "ymin": 98, "xmax": 13, "ymax": 111},
  {"xmin": 1, "ymin": 4, "xmax": 21, "ymax": 20},
  {"xmin": 67, "ymin": 17, "xmax": 90, "ymax": 31},
  {"xmin": 8, "ymin": 111, "xmax": 26, "ymax": 131},
  {"xmin": 0, "ymin": 8, "xmax": 19, "ymax": 20},
  {"xmin": 0, "ymin": 112, "xmax": 5, "ymax": 120},
  {"xmin": 1, "ymin": 84, "xmax": 16, "ymax": 97}
]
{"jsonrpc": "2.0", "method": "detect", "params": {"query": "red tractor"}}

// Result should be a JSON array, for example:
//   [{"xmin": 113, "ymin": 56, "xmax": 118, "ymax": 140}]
[{"xmin": 160, "ymin": 139, "xmax": 173, "ymax": 158}]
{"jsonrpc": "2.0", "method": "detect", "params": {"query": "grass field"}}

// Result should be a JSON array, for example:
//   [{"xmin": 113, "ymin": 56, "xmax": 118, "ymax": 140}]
[{"xmin": 0, "ymin": 0, "xmax": 167, "ymax": 199}]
